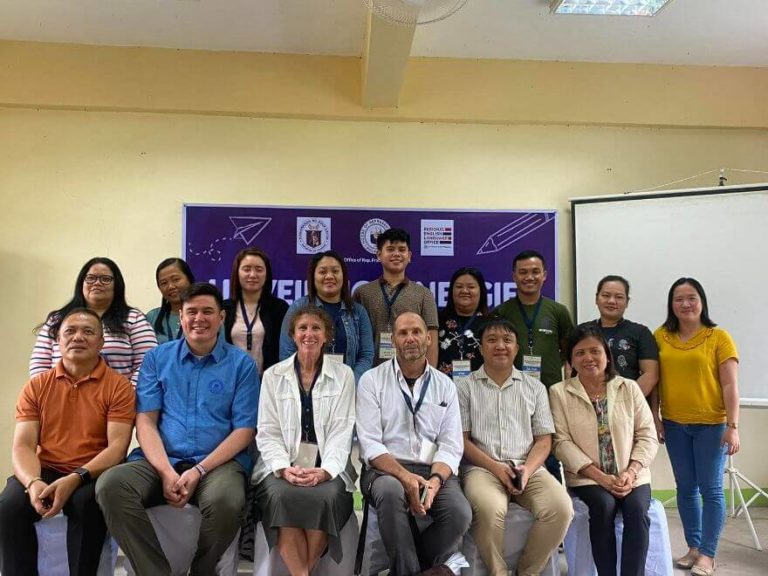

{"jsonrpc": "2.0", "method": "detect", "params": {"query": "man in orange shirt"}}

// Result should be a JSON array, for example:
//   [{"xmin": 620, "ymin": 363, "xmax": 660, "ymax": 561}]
[{"xmin": 0, "ymin": 308, "xmax": 135, "ymax": 576}]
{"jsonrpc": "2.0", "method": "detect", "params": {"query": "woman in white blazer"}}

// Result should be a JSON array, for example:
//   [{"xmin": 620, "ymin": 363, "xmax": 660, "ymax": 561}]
[{"xmin": 252, "ymin": 304, "xmax": 356, "ymax": 576}]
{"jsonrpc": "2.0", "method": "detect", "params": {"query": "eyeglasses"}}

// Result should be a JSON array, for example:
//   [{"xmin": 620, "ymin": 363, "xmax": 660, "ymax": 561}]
[{"xmin": 84, "ymin": 274, "xmax": 114, "ymax": 285}]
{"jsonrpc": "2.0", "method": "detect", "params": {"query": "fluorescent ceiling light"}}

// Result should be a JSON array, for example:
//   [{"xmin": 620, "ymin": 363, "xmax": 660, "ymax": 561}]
[{"xmin": 551, "ymin": 0, "xmax": 672, "ymax": 16}]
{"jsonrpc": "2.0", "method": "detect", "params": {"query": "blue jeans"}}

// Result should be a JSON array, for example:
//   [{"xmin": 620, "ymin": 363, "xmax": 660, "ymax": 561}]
[{"xmin": 663, "ymin": 419, "xmax": 727, "ymax": 557}]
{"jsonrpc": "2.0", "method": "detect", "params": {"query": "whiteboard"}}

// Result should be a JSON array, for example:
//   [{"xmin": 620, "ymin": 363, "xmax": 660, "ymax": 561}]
[{"xmin": 571, "ymin": 184, "xmax": 768, "ymax": 406}]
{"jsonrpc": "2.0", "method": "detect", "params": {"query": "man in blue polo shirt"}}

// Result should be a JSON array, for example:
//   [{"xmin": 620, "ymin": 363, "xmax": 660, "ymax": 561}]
[{"xmin": 96, "ymin": 282, "xmax": 260, "ymax": 576}]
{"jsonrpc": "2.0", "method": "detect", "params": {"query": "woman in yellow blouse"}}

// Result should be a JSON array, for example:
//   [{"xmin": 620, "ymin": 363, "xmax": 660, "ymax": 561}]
[{"xmin": 654, "ymin": 278, "xmax": 739, "ymax": 576}]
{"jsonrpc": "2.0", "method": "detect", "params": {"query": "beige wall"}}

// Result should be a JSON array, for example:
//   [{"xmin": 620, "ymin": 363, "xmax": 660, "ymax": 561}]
[{"xmin": 1, "ymin": 41, "xmax": 766, "ymax": 487}]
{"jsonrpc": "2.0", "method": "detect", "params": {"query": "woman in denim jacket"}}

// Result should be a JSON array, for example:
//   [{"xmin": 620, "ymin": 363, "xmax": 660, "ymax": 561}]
[{"xmin": 279, "ymin": 250, "xmax": 374, "ymax": 382}]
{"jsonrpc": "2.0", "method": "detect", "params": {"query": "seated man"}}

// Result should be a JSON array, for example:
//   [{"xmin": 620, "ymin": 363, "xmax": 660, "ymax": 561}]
[
  {"xmin": 0, "ymin": 308, "xmax": 135, "ymax": 576},
  {"xmin": 357, "ymin": 312, "xmax": 471, "ymax": 576},
  {"xmin": 458, "ymin": 318, "xmax": 573, "ymax": 576},
  {"xmin": 96, "ymin": 283, "xmax": 260, "ymax": 575}
]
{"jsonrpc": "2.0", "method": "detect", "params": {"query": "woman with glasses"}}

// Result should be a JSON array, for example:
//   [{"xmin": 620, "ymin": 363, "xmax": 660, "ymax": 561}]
[
  {"xmin": 654, "ymin": 278, "xmax": 740, "ymax": 576},
  {"xmin": 437, "ymin": 267, "xmax": 489, "ymax": 380},
  {"xmin": 30, "ymin": 257, "xmax": 157, "ymax": 385},
  {"xmin": 145, "ymin": 257, "xmax": 195, "ymax": 343},
  {"xmin": 279, "ymin": 250, "xmax": 373, "ymax": 382}
]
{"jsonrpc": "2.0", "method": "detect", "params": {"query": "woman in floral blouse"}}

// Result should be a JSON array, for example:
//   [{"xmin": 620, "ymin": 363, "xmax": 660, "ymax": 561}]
[{"xmin": 437, "ymin": 267, "xmax": 489, "ymax": 380}]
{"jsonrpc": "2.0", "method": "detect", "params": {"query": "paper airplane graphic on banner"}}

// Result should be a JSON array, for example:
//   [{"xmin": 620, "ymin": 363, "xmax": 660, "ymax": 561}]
[{"xmin": 230, "ymin": 216, "xmax": 272, "ymax": 245}]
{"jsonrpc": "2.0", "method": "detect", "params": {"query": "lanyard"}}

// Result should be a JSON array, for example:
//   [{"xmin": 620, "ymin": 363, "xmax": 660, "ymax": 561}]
[
  {"xmin": 516, "ymin": 297, "xmax": 542, "ymax": 352},
  {"xmin": 164, "ymin": 315, "xmax": 183, "ymax": 340},
  {"xmin": 294, "ymin": 357, "xmax": 322, "ymax": 442},
  {"xmin": 239, "ymin": 299, "xmax": 261, "ymax": 351},
  {"xmin": 380, "ymin": 283, "xmax": 405, "ymax": 325},
  {"xmin": 455, "ymin": 313, "xmax": 479, "ymax": 358},
  {"xmin": 395, "ymin": 361, "xmax": 432, "ymax": 417}
]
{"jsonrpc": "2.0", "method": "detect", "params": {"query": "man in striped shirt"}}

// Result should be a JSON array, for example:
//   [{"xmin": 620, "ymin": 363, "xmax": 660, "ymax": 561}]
[{"xmin": 457, "ymin": 318, "xmax": 573, "ymax": 576}]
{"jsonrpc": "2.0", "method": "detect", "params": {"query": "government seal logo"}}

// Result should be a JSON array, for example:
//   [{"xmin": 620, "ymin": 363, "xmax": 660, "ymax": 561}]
[
  {"xmin": 359, "ymin": 218, "xmax": 390, "ymax": 254},
  {"xmin": 297, "ymin": 217, "xmax": 331, "ymax": 254}
]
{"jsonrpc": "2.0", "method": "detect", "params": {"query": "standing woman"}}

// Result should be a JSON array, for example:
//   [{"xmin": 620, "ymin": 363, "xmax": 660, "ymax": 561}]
[
  {"xmin": 145, "ymin": 257, "xmax": 195, "ymax": 343},
  {"xmin": 579, "ymin": 275, "xmax": 659, "ymax": 397},
  {"xmin": 254, "ymin": 305, "xmax": 356, "ymax": 575},
  {"xmin": 224, "ymin": 248, "xmax": 289, "ymax": 374},
  {"xmin": 550, "ymin": 326, "xmax": 658, "ymax": 576},
  {"xmin": 437, "ymin": 267, "xmax": 488, "ymax": 379},
  {"xmin": 30, "ymin": 257, "xmax": 157, "ymax": 384},
  {"xmin": 279, "ymin": 250, "xmax": 373, "ymax": 382},
  {"xmin": 654, "ymin": 278, "xmax": 739, "ymax": 576}
]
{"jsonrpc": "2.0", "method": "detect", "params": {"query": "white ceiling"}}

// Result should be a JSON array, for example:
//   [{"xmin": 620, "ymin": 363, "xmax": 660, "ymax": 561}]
[{"xmin": 1, "ymin": 0, "xmax": 766, "ymax": 67}]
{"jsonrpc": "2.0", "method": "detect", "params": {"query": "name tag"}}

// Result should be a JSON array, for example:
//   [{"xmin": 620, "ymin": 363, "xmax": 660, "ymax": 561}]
[
  {"xmin": 451, "ymin": 360, "xmax": 472, "ymax": 384},
  {"xmin": 293, "ymin": 442, "xmax": 319, "ymax": 469},
  {"xmin": 419, "ymin": 438, "xmax": 438, "ymax": 464},
  {"xmin": 324, "ymin": 353, "xmax": 344, "ymax": 364},
  {"xmin": 379, "ymin": 332, "xmax": 395, "ymax": 359},
  {"xmin": 522, "ymin": 354, "xmax": 542, "ymax": 381}
]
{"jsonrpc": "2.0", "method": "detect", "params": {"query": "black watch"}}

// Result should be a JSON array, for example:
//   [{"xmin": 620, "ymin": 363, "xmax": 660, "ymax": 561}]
[
  {"xmin": 73, "ymin": 467, "xmax": 92, "ymax": 485},
  {"xmin": 428, "ymin": 472, "xmax": 445, "ymax": 487}
]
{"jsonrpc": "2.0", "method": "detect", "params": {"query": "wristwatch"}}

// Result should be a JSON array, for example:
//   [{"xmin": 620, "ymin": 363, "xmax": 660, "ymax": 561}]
[
  {"xmin": 726, "ymin": 422, "xmax": 739, "ymax": 430},
  {"xmin": 73, "ymin": 467, "xmax": 92, "ymax": 484}
]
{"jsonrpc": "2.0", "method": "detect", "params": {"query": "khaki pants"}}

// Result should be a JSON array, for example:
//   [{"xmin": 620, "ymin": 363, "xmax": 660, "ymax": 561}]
[{"xmin": 462, "ymin": 466, "xmax": 573, "ymax": 576}]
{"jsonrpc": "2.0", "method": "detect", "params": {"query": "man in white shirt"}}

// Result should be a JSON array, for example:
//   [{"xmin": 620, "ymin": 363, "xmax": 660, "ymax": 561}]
[
  {"xmin": 357, "ymin": 312, "xmax": 471, "ymax": 576},
  {"xmin": 458, "ymin": 318, "xmax": 573, "ymax": 576}
]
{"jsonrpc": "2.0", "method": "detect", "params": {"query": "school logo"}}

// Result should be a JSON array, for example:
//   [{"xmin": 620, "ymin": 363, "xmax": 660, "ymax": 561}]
[
  {"xmin": 360, "ymin": 218, "xmax": 390, "ymax": 254},
  {"xmin": 297, "ymin": 217, "xmax": 331, "ymax": 254}
]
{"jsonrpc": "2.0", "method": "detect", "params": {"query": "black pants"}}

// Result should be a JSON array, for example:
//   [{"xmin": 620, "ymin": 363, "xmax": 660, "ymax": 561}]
[
  {"xmin": 0, "ymin": 470, "xmax": 107, "ymax": 576},
  {"xmin": 571, "ymin": 483, "xmax": 651, "ymax": 576}
]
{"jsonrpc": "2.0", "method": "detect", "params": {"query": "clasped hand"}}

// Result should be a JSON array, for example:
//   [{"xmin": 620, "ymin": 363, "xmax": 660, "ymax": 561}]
[
  {"xmin": 283, "ymin": 466, "xmax": 330, "ymax": 487},
  {"xmin": 601, "ymin": 470, "xmax": 634, "ymax": 498}
]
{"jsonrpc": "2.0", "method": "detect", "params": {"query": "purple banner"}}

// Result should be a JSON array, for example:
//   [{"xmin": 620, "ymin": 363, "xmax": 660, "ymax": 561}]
[{"xmin": 183, "ymin": 205, "xmax": 558, "ymax": 308}]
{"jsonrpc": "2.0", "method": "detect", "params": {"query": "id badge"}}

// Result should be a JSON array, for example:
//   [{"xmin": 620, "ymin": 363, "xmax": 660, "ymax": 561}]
[
  {"xmin": 419, "ymin": 438, "xmax": 438, "ymax": 464},
  {"xmin": 293, "ymin": 442, "xmax": 319, "ymax": 469},
  {"xmin": 451, "ymin": 360, "xmax": 472, "ymax": 383},
  {"xmin": 522, "ymin": 354, "xmax": 542, "ymax": 381},
  {"xmin": 379, "ymin": 332, "xmax": 395, "ymax": 359},
  {"xmin": 324, "ymin": 353, "xmax": 344, "ymax": 364}
]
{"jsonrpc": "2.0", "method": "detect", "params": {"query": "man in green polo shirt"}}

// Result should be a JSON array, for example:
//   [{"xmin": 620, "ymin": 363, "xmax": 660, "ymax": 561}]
[{"xmin": 492, "ymin": 250, "xmax": 574, "ymax": 389}]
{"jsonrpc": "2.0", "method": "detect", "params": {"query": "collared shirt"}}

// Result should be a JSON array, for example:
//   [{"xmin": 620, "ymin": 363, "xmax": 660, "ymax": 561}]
[
  {"xmin": 352, "ymin": 277, "xmax": 439, "ymax": 365},
  {"xmin": 356, "ymin": 358, "xmax": 463, "ymax": 474},
  {"xmin": 128, "ymin": 336, "xmax": 260, "ymax": 471},
  {"xmin": 457, "ymin": 365, "xmax": 554, "ymax": 465},
  {"xmin": 16, "ymin": 358, "xmax": 135, "ymax": 473}
]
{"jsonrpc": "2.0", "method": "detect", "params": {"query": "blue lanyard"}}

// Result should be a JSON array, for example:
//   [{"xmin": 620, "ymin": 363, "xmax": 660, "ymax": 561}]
[
  {"xmin": 516, "ymin": 297, "xmax": 542, "ymax": 352},
  {"xmin": 239, "ymin": 299, "xmax": 261, "ymax": 351},
  {"xmin": 380, "ymin": 283, "xmax": 405, "ymax": 325},
  {"xmin": 395, "ymin": 361, "xmax": 432, "ymax": 417}
]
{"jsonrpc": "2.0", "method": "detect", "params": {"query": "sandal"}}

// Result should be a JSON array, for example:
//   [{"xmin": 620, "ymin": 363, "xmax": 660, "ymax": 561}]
[
  {"xmin": 674, "ymin": 549, "xmax": 700, "ymax": 569},
  {"xmin": 690, "ymin": 562, "xmax": 716, "ymax": 576}
]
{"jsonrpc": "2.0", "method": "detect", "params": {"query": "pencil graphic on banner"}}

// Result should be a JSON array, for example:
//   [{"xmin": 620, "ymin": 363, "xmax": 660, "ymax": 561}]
[{"xmin": 476, "ymin": 213, "xmax": 554, "ymax": 255}]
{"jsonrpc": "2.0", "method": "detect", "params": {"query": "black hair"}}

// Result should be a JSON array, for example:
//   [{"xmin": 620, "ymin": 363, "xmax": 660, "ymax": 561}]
[
  {"xmin": 230, "ymin": 247, "xmax": 274, "ymax": 304},
  {"xmin": 180, "ymin": 282, "xmax": 224, "ymax": 310},
  {"xmin": 662, "ymin": 277, "xmax": 717, "ymax": 333},
  {"xmin": 306, "ymin": 250, "xmax": 353, "ymax": 310},
  {"xmin": 441, "ymin": 266, "xmax": 489, "ymax": 320},
  {"xmin": 596, "ymin": 275, "xmax": 630, "ymax": 298},
  {"xmin": 376, "ymin": 228, "xmax": 411, "ymax": 251},
  {"xmin": 566, "ymin": 325, "xmax": 617, "ymax": 381},
  {"xmin": 153, "ymin": 258, "xmax": 195, "ymax": 337},
  {"xmin": 39, "ymin": 257, "xmax": 130, "ymax": 337},
  {"xmin": 50, "ymin": 307, "xmax": 103, "ymax": 340},
  {"xmin": 477, "ymin": 317, "xmax": 520, "ymax": 343},
  {"xmin": 512, "ymin": 250, "xmax": 547, "ymax": 271}
]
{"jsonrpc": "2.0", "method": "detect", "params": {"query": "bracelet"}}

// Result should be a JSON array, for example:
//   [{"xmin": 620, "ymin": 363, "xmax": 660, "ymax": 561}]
[
  {"xmin": 25, "ymin": 477, "xmax": 43, "ymax": 493},
  {"xmin": 194, "ymin": 464, "xmax": 207, "ymax": 479},
  {"xmin": 428, "ymin": 472, "xmax": 445, "ymax": 487}
]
